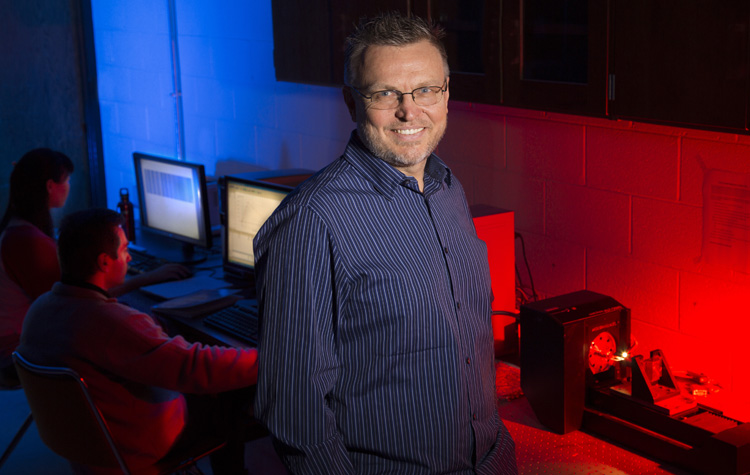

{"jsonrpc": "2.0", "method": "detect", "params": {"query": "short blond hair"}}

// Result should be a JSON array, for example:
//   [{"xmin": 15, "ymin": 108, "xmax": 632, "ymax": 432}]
[{"xmin": 344, "ymin": 11, "xmax": 449, "ymax": 88}]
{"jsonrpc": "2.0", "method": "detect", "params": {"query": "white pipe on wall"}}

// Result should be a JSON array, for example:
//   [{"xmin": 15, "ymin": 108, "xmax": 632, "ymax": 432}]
[{"xmin": 167, "ymin": 0, "xmax": 186, "ymax": 160}]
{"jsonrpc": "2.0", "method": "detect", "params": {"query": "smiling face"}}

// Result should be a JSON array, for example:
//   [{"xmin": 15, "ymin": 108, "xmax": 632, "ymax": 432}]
[{"xmin": 345, "ymin": 40, "xmax": 449, "ymax": 175}]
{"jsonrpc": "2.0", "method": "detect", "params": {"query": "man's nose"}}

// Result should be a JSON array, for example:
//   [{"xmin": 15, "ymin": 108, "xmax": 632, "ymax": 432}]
[{"xmin": 395, "ymin": 93, "xmax": 421, "ymax": 119}]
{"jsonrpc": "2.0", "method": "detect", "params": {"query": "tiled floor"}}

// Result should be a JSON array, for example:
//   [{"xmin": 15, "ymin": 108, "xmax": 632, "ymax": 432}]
[
  {"xmin": 0, "ymin": 387, "xmax": 288, "ymax": 474},
  {"xmin": 0, "ymin": 387, "xmax": 71, "ymax": 474}
]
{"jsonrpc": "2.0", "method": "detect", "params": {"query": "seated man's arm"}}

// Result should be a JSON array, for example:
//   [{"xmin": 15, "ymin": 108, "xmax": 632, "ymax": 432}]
[
  {"xmin": 95, "ymin": 309, "xmax": 259, "ymax": 393},
  {"xmin": 110, "ymin": 263, "xmax": 191, "ymax": 297},
  {"xmin": 253, "ymin": 205, "xmax": 353, "ymax": 475}
]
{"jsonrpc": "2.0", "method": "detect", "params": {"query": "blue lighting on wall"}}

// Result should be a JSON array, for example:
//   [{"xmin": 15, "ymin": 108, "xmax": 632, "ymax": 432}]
[{"xmin": 90, "ymin": 0, "xmax": 351, "ymax": 209}]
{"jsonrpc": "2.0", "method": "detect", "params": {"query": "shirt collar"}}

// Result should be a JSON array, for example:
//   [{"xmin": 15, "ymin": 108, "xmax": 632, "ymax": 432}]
[
  {"xmin": 343, "ymin": 131, "xmax": 453, "ymax": 199},
  {"xmin": 60, "ymin": 274, "xmax": 111, "ymax": 298}
]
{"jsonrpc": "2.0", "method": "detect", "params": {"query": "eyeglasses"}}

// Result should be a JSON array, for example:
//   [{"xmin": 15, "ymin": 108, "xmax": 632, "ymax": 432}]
[{"xmin": 350, "ymin": 80, "xmax": 448, "ymax": 110}]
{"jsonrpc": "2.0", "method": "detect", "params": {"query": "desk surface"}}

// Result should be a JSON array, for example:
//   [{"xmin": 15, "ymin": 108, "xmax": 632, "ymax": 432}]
[{"xmin": 122, "ymin": 264, "xmax": 256, "ymax": 349}]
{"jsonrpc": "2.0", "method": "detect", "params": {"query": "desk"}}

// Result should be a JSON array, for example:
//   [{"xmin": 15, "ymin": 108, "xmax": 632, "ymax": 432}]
[
  {"xmin": 120, "ymin": 273, "xmax": 255, "ymax": 349},
  {"xmin": 161, "ymin": 308, "xmax": 254, "ymax": 349}
]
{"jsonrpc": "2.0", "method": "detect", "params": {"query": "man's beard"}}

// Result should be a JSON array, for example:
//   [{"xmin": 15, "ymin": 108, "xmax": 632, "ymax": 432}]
[{"xmin": 358, "ymin": 119, "xmax": 447, "ymax": 169}]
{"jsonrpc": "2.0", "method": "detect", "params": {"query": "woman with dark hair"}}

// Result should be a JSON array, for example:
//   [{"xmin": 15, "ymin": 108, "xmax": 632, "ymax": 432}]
[
  {"xmin": 0, "ymin": 148, "xmax": 73, "ymax": 383},
  {"xmin": 0, "ymin": 148, "xmax": 74, "ymax": 237}
]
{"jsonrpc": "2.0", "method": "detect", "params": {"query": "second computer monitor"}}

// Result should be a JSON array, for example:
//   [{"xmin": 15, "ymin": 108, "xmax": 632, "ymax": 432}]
[{"xmin": 222, "ymin": 176, "xmax": 295, "ymax": 282}]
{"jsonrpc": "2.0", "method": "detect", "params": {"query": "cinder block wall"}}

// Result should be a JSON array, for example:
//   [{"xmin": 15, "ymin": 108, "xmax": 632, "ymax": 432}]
[{"xmin": 440, "ymin": 102, "xmax": 750, "ymax": 408}]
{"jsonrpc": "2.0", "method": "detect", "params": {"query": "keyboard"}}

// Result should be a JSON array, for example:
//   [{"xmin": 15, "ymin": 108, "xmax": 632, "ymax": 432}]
[
  {"xmin": 203, "ymin": 300, "xmax": 259, "ymax": 346},
  {"xmin": 128, "ymin": 250, "xmax": 167, "ymax": 274}
]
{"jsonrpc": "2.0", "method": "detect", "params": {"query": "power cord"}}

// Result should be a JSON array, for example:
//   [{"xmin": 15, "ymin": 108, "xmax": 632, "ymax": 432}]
[{"xmin": 514, "ymin": 232, "xmax": 538, "ymax": 303}]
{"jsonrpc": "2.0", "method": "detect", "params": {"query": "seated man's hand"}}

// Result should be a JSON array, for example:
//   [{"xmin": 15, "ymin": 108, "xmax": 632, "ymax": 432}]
[
  {"xmin": 110, "ymin": 263, "xmax": 192, "ymax": 297},
  {"xmin": 144, "ymin": 263, "xmax": 192, "ymax": 284}
]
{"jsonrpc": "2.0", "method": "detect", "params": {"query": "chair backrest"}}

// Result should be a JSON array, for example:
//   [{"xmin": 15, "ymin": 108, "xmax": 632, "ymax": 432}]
[{"xmin": 12, "ymin": 351, "xmax": 130, "ymax": 473}]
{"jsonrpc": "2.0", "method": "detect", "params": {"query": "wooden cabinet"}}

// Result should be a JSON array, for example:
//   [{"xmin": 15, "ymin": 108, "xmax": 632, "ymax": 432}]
[
  {"xmin": 501, "ymin": 0, "xmax": 750, "ymax": 131},
  {"xmin": 608, "ymin": 0, "xmax": 750, "ymax": 132},
  {"xmin": 272, "ymin": 0, "xmax": 750, "ymax": 133},
  {"xmin": 501, "ymin": 0, "xmax": 608, "ymax": 116}
]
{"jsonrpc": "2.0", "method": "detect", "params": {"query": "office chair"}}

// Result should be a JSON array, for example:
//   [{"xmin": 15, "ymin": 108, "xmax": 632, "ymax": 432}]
[
  {"xmin": 12, "ymin": 351, "xmax": 226, "ymax": 475},
  {"xmin": 0, "ymin": 365, "xmax": 33, "ymax": 470}
]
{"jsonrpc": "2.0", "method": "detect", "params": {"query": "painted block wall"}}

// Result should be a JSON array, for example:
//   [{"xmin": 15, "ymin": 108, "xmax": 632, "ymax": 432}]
[
  {"xmin": 440, "ymin": 103, "xmax": 750, "ymax": 418},
  {"xmin": 91, "ymin": 1, "xmax": 749, "ymax": 418}
]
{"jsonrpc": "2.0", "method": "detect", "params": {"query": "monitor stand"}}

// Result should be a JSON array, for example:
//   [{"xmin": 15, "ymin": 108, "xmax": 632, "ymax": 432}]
[
  {"xmin": 222, "ymin": 270, "xmax": 255, "ymax": 290},
  {"xmin": 169, "ymin": 243, "xmax": 207, "ymax": 266},
  {"xmin": 134, "ymin": 230, "xmax": 208, "ymax": 266}
]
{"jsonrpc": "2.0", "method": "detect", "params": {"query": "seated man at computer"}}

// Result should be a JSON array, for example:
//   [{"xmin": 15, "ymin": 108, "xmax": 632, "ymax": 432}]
[{"xmin": 17, "ymin": 208, "xmax": 258, "ymax": 474}]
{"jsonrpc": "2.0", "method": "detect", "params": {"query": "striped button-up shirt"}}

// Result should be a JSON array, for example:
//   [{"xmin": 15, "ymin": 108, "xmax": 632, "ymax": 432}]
[{"xmin": 253, "ymin": 132, "xmax": 517, "ymax": 474}]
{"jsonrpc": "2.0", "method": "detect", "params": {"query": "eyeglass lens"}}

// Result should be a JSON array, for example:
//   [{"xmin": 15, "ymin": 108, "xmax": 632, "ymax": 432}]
[{"xmin": 369, "ymin": 87, "xmax": 443, "ymax": 110}]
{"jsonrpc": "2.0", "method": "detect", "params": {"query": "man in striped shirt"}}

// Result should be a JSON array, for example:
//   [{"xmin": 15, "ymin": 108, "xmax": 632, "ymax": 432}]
[{"xmin": 253, "ymin": 12, "xmax": 518, "ymax": 475}]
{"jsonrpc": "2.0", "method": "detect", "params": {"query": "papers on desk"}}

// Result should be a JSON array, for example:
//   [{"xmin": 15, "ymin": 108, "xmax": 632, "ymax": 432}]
[{"xmin": 140, "ymin": 274, "xmax": 232, "ymax": 300}]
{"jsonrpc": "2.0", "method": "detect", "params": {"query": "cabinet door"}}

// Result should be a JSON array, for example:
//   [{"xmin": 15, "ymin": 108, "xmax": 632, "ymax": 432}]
[
  {"xmin": 414, "ymin": 0, "xmax": 502, "ymax": 104},
  {"xmin": 502, "ymin": 0, "xmax": 608, "ymax": 116},
  {"xmin": 610, "ymin": 1, "xmax": 750, "ymax": 132},
  {"xmin": 272, "ymin": 0, "xmax": 408, "ymax": 86},
  {"xmin": 272, "ymin": 0, "xmax": 333, "ymax": 85}
]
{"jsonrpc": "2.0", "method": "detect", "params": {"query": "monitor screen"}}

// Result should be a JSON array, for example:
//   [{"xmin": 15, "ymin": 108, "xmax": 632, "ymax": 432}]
[
  {"xmin": 222, "ymin": 177, "xmax": 294, "ymax": 282},
  {"xmin": 132, "ymin": 153, "xmax": 212, "ymax": 257}
]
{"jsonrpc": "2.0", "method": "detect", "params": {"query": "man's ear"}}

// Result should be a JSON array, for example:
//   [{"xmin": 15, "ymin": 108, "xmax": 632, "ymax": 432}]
[
  {"xmin": 444, "ymin": 76, "xmax": 450, "ymax": 109},
  {"xmin": 343, "ymin": 87, "xmax": 357, "ymax": 122},
  {"xmin": 96, "ymin": 252, "xmax": 111, "ymax": 274}
]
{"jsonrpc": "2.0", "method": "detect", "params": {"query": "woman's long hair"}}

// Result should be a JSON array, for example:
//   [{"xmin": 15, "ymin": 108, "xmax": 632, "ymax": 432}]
[{"xmin": 0, "ymin": 148, "xmax": 75, "ymax": 237}]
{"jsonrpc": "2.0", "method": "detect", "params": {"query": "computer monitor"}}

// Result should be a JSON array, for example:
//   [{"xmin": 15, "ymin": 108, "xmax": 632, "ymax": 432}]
[
  {"xmin": 132, "ymin": 152, "xmax": 212, "ymax": 263},
  {"xmin": 221, "ymin": 176, "xmax": 296, "ymax": 284}
]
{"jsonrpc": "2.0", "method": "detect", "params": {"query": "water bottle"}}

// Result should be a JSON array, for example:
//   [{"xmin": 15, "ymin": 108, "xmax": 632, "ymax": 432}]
[{"xmin": 117, "ymin": 188, "xmax": 136, "ymax": 243}]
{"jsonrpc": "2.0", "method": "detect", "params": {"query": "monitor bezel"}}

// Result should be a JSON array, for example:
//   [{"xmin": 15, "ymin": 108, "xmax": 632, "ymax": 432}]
[
  {"xmin": 132, "ymin": 152, "xmax": 213, "ymax": 250},
  {"xmin": 220, "ymin": 175, "xmax": 295, "ymax": 282}
]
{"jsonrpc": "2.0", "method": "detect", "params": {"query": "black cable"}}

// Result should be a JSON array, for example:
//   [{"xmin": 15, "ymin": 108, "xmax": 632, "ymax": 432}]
[
  {"xmin": 515, "ymin": 232, "xmax": 538, "ymax": 301},
  {"xmin": 514, "ymin": 264, "xmax": 530, "ymax": 306},
  {"xmin": 515, "ymin": 263, "xmax": 524, "ymax": 289},
  {"xmin": 516, "ymin": 283, "xmax": 531, "ymax": 307}
]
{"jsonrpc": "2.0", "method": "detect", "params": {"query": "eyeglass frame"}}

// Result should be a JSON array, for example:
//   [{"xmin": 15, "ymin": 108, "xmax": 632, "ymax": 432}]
[{"xmin": 348, "ymin": 79, "xmax": 449, "ymax": 110}]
